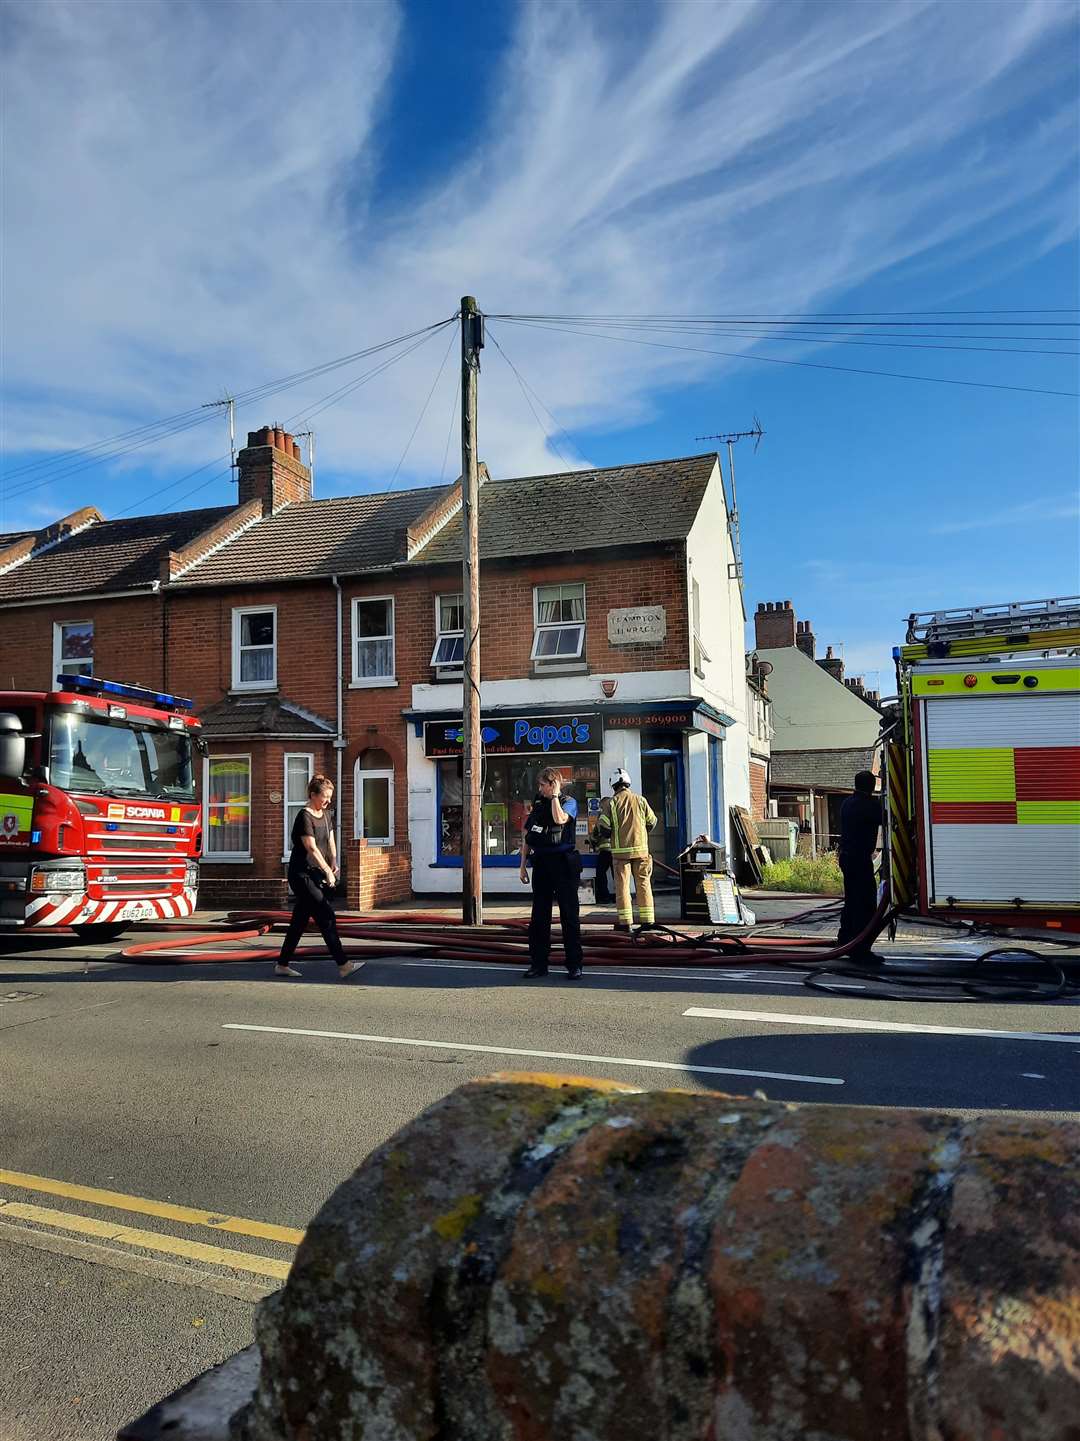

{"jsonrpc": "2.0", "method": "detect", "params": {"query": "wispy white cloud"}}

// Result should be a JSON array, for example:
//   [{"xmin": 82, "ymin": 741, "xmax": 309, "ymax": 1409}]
[
  {"xmin": 932, "ymin": 495, "xmax": 1080, "ymax": 534},
  {"xmin": 1, "ymin": 0, "xmax": 1077, "ymax": 528}
]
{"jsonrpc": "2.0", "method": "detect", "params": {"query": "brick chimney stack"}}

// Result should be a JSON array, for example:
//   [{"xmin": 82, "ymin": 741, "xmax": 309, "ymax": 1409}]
[
  {"xmin": 795, "ymin": 619, "xmax": 816, "ymax": 660},
  {"xmin": 753, "ymin": 599, "xmax": 797, "ymax": 650},
  {"xmin": 236, "ymin": 425, "xmax": 311, "ymax": 515},
  {"xmin": 818, "ymin": 643, "xmax": 844, "ymax": 683}
]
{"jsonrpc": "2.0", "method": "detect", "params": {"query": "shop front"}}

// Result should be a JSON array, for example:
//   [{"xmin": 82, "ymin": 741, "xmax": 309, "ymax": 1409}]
[
  {"xmin": 406, "ymin": 696, "xmax": 735, "ymax": 896},
  {"xmin": 424, "ymin": 712, "xmax": 603, "ymax": 869}
]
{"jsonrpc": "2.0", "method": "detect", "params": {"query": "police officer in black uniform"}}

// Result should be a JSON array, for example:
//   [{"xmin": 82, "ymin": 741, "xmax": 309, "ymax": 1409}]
[
  {"xmin": 519, "ymin": 765, "xmax": 584, "ymax": 980},
  {"xmin": 836, "ymin": 769, "xmax": 883, "ymax": 962}
]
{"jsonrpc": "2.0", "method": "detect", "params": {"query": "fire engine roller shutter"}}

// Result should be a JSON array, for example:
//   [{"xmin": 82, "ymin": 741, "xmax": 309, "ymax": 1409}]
[{"xmin": 923, "ymin": 692, "xmax": 1080, "ymax": 906}]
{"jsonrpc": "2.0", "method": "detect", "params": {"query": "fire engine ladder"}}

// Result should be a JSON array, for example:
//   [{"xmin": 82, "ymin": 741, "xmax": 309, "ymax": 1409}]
[{"xmin": 903, "ymin": 595, "xmax": 1080, "ymax": 659}]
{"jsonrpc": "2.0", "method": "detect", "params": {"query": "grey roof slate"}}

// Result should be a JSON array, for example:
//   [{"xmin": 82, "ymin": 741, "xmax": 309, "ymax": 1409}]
[
  {"xmin": 412, "ymin": 454, "xmax": 717, "ymax": 565},
  {"xmin": 199, "ymin": 694, "xmax": 335, "ymax": 739},
  {"xmin": 770, "ymin": 747, "xmax": 878, "ymax": 791},
  {"xmin": 172, "ymin": 487, "xmax": 447, "ymax": 587},
  {"xmin": 0, "ymin": 507, "xmax": 232, "ymax": 602}
]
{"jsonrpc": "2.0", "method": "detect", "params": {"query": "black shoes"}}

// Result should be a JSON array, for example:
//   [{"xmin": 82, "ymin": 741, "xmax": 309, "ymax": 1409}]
[
  {"xmin": 566, "ymin": 966, "xmax": 583, "ymax": 980},
  {"xmin": 521, "ymin": 966, "xmax": 549, "ymax": 980},
  {"xmin": 613, "ymin": 922, "xmax": 631, "ymax": 933}
]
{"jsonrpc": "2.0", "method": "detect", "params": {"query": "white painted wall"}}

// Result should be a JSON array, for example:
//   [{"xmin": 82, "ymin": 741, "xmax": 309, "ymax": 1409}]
[
  {"xmin": 684, "ymin": 458, "xmax": 751, "ymax": 857},
  {"xmin": 410, "ymin": 667, "xmax": 693, "ymax": 714}
]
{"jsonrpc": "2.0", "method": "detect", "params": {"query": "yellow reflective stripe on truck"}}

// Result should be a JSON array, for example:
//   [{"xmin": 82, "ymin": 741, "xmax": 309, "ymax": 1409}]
[
  {"xmin": 927, "ymin": 748, "xmax": 1016, "ymax": 802},
  {"xmin": 913, "ymin": 668, "xmax": 1080, "ymax": 697}
]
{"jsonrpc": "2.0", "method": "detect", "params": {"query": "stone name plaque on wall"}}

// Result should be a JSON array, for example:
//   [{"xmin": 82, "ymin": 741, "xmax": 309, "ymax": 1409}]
[{"xmin": 607, "ymin": 605, "xmax": 667, "ymax": 645}]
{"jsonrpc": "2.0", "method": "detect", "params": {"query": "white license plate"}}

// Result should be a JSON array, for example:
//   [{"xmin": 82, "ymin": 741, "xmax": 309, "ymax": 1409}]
[{"xmin": 117, "ymin": 901, "xmax": 156, "ymax": 922}]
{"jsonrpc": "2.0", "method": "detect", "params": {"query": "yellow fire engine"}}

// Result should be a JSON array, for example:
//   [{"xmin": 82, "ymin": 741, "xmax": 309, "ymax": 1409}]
[{"xmin": 885, "ymin": 596, "xmax": 1080, "ymax": 934}]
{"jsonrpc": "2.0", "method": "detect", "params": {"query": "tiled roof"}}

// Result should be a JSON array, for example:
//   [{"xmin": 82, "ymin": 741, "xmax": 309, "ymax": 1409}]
[
  {"xmin": 412, "ymin": 454, "xmax": 717, "ymax": 565},
  {"xmin": 173, "ymin": 487, "xmax": 447, "ymax": 587},
  {"xmin": 0, "ymin": 530, "xmax": 34, "ymax": 549},
  {"xmin": 199, "ymin": 694, "xmax": 335, "ymax": 738},
  {"xmin": 770, "ymin": 747, "xmax": 878, "ymax": 790},
  {"xmin": 0, "ymin": 507, "xmax": 232, "ymax": 602}
]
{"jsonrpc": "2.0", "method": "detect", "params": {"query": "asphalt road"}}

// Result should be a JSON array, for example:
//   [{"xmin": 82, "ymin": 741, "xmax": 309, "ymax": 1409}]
[{"xmin": 1, "ymin": 902, "xmax": 1077, "ymax": 1439}]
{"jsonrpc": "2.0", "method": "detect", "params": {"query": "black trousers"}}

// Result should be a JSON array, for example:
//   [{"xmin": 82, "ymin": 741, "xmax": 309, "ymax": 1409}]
[
  {"xmin": 280, "ymin": 869, "xmax": 348, "ymax": 966},
  {"xmin": 837, "ymin": 851, "xmax": 878, "ymax": 956},
  {"xmin": 528, "ymin": 851, "xmax": 584, "ymax": 972},
  {"xmin": 593, "ymin": 849, "xmax": 613, "ymax": 903}
]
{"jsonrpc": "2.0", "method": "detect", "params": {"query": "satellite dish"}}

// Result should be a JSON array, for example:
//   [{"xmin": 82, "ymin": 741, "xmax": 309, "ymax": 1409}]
[{"xmin": 757, "ymin": 660, "xmax": 773, "ymax": 676}]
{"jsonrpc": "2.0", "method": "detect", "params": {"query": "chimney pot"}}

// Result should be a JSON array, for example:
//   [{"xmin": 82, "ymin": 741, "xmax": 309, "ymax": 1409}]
[
  {"xmin": 783, "ymin": 599, "xmax": 793, "ymax": 610},
  {"xmin": 237, "ymin": 422, "xmax": 312, "ymax": 514}
]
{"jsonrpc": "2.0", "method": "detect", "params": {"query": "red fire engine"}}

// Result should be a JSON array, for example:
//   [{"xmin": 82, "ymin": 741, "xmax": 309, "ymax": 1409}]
[{"xmin": 0, "ymin": 675, "xmax": 202, "ymax": 940}]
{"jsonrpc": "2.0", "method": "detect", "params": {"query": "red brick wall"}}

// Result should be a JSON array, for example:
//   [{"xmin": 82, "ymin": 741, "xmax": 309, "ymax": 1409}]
[
  {"xmin": 753, "ymin": 600, "xmax": 796, "ymax": 650},
  {"xmin": 0, "ymin": 543, "xmax": 691, "ymax": 908},
  {"xmin": 750, "ymin": 759, "xmax": 768, "ymax": 820},
  {"xmin": 0, "ymin": 597, "xmax": 165, "ymax": 693}
]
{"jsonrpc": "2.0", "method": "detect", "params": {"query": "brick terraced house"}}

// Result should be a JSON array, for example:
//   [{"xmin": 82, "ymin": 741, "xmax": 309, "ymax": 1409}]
[{"xmin": 0, "ymin": 430, "xmax": 752, "ymax": 906}]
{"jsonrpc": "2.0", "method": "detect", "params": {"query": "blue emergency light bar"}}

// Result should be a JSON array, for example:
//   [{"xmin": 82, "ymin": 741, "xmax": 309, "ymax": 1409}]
[{"xmin": 57, "ymin": 674, "xmax": 195, "ymax": 712}]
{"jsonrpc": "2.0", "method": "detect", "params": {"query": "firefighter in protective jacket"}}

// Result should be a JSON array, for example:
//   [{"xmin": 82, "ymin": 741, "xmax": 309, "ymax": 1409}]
[{"xmin": 595, "ymin": 769, "xmax": 658, "ymax": 930}]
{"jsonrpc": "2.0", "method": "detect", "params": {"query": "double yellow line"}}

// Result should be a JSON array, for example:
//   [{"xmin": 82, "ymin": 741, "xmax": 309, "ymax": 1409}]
[{"xmin": 0, "ymin": 1167, "xmax": 303, "ymax": 1295}]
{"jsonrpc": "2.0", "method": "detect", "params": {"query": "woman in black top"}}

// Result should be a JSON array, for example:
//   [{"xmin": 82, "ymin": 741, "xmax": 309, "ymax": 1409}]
[{"xmin": 275, "ymin": 776, "xmax": 362, "ymax": 980}]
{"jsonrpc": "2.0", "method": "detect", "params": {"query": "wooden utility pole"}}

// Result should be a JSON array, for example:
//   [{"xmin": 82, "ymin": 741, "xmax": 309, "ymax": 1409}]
[{"xmin": 460, "ymin": 296, "xmax": 484, "ymax": 925}]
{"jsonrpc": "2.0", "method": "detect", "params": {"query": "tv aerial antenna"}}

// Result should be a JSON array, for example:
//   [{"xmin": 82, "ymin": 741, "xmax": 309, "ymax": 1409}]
[{"xmin": 694, "ymin": 417, "xmax": 764, "ymax": 580}]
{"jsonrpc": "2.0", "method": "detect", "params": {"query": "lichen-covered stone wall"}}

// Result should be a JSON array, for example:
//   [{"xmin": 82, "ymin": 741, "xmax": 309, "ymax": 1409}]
[{"xmin": 235, "ymin": 1074, "xmax": 1080, "ymax": 1440}]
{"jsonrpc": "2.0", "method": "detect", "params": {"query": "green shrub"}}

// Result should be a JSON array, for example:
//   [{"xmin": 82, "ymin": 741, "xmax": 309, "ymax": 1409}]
[{"xmin": 756, "ymin": 852, "xmax": 844, "ymax": 894}]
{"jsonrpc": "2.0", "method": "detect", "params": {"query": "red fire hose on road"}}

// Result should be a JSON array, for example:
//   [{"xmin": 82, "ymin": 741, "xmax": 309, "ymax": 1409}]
[
  {"xmin": 115, "ymin": 899, "xmax": 1078, "ymax": 1000},
  {"xmin": 119, "ymin": 901, "xmax": 889, "ymax": 969}
]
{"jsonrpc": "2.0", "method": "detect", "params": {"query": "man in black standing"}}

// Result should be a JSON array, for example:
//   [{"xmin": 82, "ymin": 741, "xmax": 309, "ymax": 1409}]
[
  {"xmin": 519, "ymin": 766, "xmax": 584, "ymax": 980},
  {"xmin": 836, "ymin": 769, "xmax": 883, "ymax": 962}
]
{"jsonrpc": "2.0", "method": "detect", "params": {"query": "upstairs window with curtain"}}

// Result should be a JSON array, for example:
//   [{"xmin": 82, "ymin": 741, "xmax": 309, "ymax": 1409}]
[
  {"xmin": 353, "ymin": 598, "xmax": 395, "ymax": 684},
  {"xmin": 531, "ymin": 582, "xmax": 586, "ymax": 666},
  {"xmin": 232, "ymin": 608, "xmax": 276, "ymax": 690}
]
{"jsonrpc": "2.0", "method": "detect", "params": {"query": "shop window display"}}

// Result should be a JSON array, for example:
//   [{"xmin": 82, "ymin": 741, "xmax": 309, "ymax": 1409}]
[{"xmin": 437, "ymin": 753, "xmax": 600, "ymax": 861}]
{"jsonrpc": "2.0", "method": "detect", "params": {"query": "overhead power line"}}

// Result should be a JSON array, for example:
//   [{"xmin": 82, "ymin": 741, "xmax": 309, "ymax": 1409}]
[
  {"xmin": 490, "ymin": 311, "xmax": 1080, "ymax": 327},
  {"xmin": 495, "ymin": 318, "xmax": 1079, "ymax": 398},
  {"xmin": 1, "ymin": 318, "xmax": 456, "ymax": 497},
  {"xmin": 496, "ymin": 316, "xmax": 1078, "ymax": 356},
  {"xmin": 113, "ymin": 321, "xmax": 456, "ymax": 519},
  {"xmin": 387, "ymin": 324, "xmax": 459, "ymax": 488}
]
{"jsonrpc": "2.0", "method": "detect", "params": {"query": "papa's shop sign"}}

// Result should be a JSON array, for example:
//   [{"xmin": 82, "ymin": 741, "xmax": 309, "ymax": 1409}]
[
  {"xmin": 424, "ymin": 713, "xmax": 603, "ymax": 758},
  {"xmin": 608, "ymin": 605, "xmax": 666, "ymax": 645}
]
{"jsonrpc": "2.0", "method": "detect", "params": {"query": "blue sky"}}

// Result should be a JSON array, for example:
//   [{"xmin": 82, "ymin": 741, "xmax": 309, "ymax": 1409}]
[{"xmin": 1, "ymin": 0, "xmax": 1077, "ymax": 685}]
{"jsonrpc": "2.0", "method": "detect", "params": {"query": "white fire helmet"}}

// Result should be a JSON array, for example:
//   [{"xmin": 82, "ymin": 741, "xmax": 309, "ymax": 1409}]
[{"xmin": 609, "ymin": 768, "xmax": 631, "ymax": 789}]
